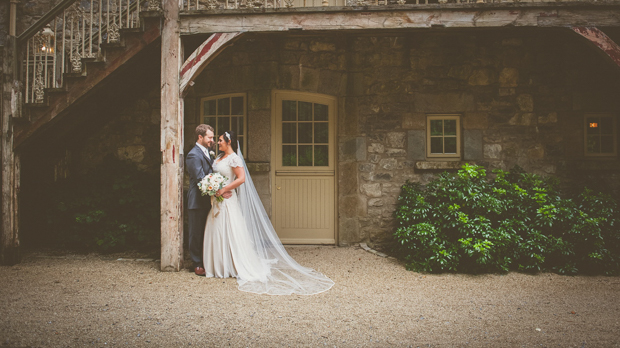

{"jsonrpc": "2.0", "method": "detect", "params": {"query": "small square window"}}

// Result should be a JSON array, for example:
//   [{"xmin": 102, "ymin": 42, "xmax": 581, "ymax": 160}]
[
  {"xmin": 427, "ymin": 115, "xmax": 461, "ymax": 159},
  {"xmin": 201, "ymin": 94, "xmax": 247, "ymax": 155},
  {"xmin": 584, "ymin": 114, "xmax": 617, "ymax": 157}
]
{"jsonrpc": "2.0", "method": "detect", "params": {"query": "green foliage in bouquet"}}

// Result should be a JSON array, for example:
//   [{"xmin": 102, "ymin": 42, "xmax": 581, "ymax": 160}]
[
  {"xmin": 394, "ymin": 164, "xmax": 620, "ymax": 275},
  {"xmin": 43, "ymin": 157, "xmax": 160, "ymax": 252}
]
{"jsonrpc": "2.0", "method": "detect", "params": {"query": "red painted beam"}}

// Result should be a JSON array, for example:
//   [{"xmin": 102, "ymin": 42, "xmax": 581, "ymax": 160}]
[{"xmin": 571, "ymin": 26, "xmax": 620, "ymax": 68}]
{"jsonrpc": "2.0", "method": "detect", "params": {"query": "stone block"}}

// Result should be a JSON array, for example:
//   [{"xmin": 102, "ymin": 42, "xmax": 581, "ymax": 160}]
[
  {"xmin": 463, "ymin": 112, "xmax": 488, "ymax": 130},
  {"xmin": 373, "ymin": 172, "xmax": 393, "ymax": 181},
  {"xmin": 527, "ymin": 144, "xmax": 545, "ymax": 159},
  {"xmin": 247, "ymin": 109, "xmax": 271, "ymax": 162},
  {"xmin": 414, "ymin": 161, "xmax": 463, "ymax": 170},
  {"xmin": 499, "ymin": 88, "xmax": 516, "ymax": 96},
  {"xmin": 338, "ymin": 218, "xmax": 360, "ymax": 245},
  {"xmin": 386, "ymin": 149, "xmax": 407, "ymax": 157},
  {"xmin": 379, "ymin": 158, "xmax": 398, "ymax": 170},
  {"xmin": 278, "ymin": 65, "xmax": 300, "ymax": 90},
  {"xmin": 341, "ymin": 97, "xmax": 359, "ymax": 135},
  {"xmin": 484, "ymin": 144, "xmax": 502, "ymax": 159},
  {"xmin": 464, "ymin": 130, "xmax": 483, "ymax": 161},
  {"xmin": 340, "ymin": 196, "xmax": 362, "ymax": 218},
  {"xmin": 499, "ymin": 68, "xmax": 519, "ymax": 87},
  {"xmin": 117, "ymin": 145, "xmax": 145, "ymax": 163},
  {"xmin": 387, "ymin": 132, "xmax": 406, "ymax": 148},
  {"xmin": 517, "ymin": 94, "xmax": 534, "ymax": 112},
  {"xmin": 509, "ymin": 113, "xmax": 536, "ymax": 126},
  {"xmin": 310, "ymin": 41, "xmax": 337, "ymax": 52},
  {"xmin": 368, "ymin": 198, "xmax": 384, "ymax": 207},
  {"xmin": 468, "ymin": 68, "xmax": 495, "ymax": 86},
  {"xmin": 319, "ymin": 70, "xmax": 345, "ymax": 96},
  {"xmin": 358, "ymin": 163, "xmax": 375, "ymax": 172},
  {"xmin": 402, "ymin": 113, "xmax": 426, "ymax": 130},
  {"xmin": 407, "ymin": 130, "xmax": 426, "ymax": 161},
  {"xmin": 340, "ymin": 137, "xmax": 366, "ymax": 162},
  {"xmin": 361, "ymin": 183, "xmax": 382, "ymax": 198},
  {"xmin": 246, "ymin": 162, "xmax": 270, "ymax": 172},
  {"xmin": 368, "ymin": 143, "xmax": 385, "ymax": 154},
  {"xmin": 413, "ymin": 93, "xmax": 475, "ymax": 113},
  {"xmin": 538, "ymin": 112, "xmax": 558, "ymax": 124},
  {"xmin": 339, "ymin": 162, "xmax": 358, "ymax": 196},
  {"xmin": 248, "ymin": 90, "xmax": 271, "ymax": 111},
  {"xmin": 300, "ymin": 67, "xmax": 320, "ymax": 92}
]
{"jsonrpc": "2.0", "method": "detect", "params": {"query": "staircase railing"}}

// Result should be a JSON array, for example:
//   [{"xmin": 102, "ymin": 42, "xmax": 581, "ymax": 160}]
[{"xmin": 17, "ymin": 0, "xmax": 156, "ymax": 104}]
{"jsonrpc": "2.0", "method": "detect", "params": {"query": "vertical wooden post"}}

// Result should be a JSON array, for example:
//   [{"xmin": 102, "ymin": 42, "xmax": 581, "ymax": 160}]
[
  {"xmin": 160, "ymin": 0, "xmax": 184, "ymax": 271},
  {"xmin": 1, "ymin": 37, "xmax": 20, "ymax": 265}
]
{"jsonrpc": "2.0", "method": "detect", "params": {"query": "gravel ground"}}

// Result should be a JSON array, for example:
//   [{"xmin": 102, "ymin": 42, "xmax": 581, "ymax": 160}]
[{"xmin": 1, "ymin": 246, "xmax": 619, "ymax": 347}]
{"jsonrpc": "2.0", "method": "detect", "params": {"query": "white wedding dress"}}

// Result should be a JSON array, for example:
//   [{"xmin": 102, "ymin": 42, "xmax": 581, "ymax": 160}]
[{"xmin": 203, "ymin": 151, "xmax": 334, "ymax": 295}]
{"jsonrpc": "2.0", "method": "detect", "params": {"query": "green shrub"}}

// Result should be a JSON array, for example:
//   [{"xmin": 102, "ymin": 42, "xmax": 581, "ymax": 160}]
[
  {"xmin": 394, "ymin": 164, "xmax": 620, "ymax": 275},
  {"xmin": 43, "ymin": 157, "xmax": 160, "ymax": 252}
]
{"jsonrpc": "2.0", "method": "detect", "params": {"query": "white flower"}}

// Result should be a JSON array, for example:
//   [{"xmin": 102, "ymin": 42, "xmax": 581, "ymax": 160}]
[{"xmin": 210, "ymin": 151, "xmax": 215, "ymax": 158}]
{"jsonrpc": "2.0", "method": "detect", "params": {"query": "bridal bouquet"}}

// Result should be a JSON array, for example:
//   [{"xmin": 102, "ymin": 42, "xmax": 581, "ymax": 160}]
[{"xmin": 198, "ymin": 173, "xmax": 228, "ymax": 202}]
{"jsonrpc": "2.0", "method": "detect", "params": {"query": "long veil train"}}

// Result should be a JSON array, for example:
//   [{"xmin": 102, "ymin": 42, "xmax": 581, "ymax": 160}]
[{"xmin": 235, "ymin": 145, "xmax": 334, "ymax": 295}]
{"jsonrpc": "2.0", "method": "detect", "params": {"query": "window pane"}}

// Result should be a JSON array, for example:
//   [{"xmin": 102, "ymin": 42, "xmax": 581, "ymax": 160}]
[
  {"xmin": 586, "ymin": 135, "xmax": 600, "ymax": 153},
  {"xmin": 231, "ymin": 117, "xmax": 238, "ymax": 136},
  {"xmin": 282, "ymin": 123, "xmax": 296, "ymax": 144},
  {"xmin": 217, "ymin": 117, "xmax": 229, "ymax": 137},
  {"xmin": 299, "ymin": 102, "xmax": 312, "ymax": 121},
  {"xmin": 586, "ymin": 117, "xmax": 600, "ymax": 135},
  {"xmin": 314, "ymin": 122, "xmax": 328, "ymax": 144},
  {"xmin": 237, "ymin": 116, "xmax": 244, "ymax": 135},
  {"xmin": 238, "ymin": 137, "xmax": 244, "ymax": 153},
  {"xmin": 203, "ymin": 116, "xmax": 216, "ymax": 128},
  {"xmin": 444, "ymin": 120, "xmax": 457, "ymax": 136},
  {"xmin": 430, "ymin": 120, "xmax": 443, "ymax": 136},
  {"xmin": 314, "ymin": 145, "xmax": 328, "ymax": 166},
  {"xmin": 601, "ymin": 135, "xmax": 614, "ymax": 153},
  {"xmin": 204, "ymin": 100, "xmax": 216, "ymax": 115},
  {"xmin": 430, "ymin": 137, "xmax": 443, "ymax": 154},
  {"xmin": 283, "ymin": 100, "xmax": 296, "ymax": 121},
  {"xmin": 217, "ymin": 98, "xmax": 230, "ymax": 115},
  {"xmin": 298, "ymin": 145, "xmax": 313, "ymax": 166},
  {"xmin": 600, "ymin": 117, "xmax": 613, "ymax": 135},
  {"xmin": 445, "ymin": 137, "xmax": 457, "ymax": 154},
  {"xmin": 231, "ymin": 96, "xmax": 244, "ymax": 115},
  {"xmin": 282, "ymin": 145, "xmax": 296, "ymax": 166},
  {"xmin": 298, "ymin": 123, "xmax": 313, "ymax": 143},
  {"xmin": 314, "ymin": 103, "xmax": 328, "ymax": 121}
]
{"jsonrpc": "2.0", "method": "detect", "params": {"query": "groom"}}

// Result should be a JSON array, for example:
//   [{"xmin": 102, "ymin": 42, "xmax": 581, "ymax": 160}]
[{"xmin": 186, "ymin": 124, "xmax": 230, "ymax": 276}]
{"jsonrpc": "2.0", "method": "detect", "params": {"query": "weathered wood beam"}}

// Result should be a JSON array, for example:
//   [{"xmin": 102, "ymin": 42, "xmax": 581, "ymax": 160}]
[
  {"xmin": 571, "ymin": 27, "xmax": 620, "ymax": 68},
  {"xmin": 180, "ymin": 7, "xmax": 620, "ymax": 34},
  {"xmin": 160, "ymin": 0, "xmax": 184, "ymax": 272},
  {"xmin": 1, "ymin": 37, "xmax": 20, "ymax": 265},
  {"xmin": 180, "ymin": 32, "xmax": 242, "ymax": 95}
]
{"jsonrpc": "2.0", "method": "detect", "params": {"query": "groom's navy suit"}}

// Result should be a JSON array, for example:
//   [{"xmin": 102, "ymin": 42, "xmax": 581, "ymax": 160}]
[{"xmin": 186, "ymin": 144, "xmax": 213, "ymax": 269}]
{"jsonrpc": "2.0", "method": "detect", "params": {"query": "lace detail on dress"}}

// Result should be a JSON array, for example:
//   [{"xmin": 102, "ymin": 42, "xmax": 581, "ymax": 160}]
[{"xmin": 228, "ymin": 153, "xmax": 243, "ymax": 168}]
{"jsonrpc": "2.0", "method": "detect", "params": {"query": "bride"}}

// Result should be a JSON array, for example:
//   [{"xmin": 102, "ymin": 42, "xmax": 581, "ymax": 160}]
[{"xmin": 202, "ymin": 130, "xmax": 334, "ymax": 295}]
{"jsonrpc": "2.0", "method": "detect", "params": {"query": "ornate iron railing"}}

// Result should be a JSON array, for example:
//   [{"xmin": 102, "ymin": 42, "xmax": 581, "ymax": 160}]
[{"xmin": 17, "ymin": 0, "xmax": 158, "ymax": 104}]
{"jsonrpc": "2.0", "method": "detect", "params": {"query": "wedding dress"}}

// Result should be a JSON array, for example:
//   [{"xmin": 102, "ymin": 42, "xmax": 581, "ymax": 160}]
[{"xmin": 203, "ymin": 150, "xmax": 334, "ymax": 295}]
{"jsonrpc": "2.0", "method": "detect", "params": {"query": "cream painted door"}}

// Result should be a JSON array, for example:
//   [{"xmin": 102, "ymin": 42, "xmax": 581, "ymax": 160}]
[{"xmin": 272, "ymin": 91, "xmax": 336, "ymax": 244}]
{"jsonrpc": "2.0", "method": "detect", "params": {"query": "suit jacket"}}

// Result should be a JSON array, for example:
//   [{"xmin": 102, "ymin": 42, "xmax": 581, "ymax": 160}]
[{"xmin": 186, "ymin": 145, "xmax": 214, "ymax": 210}]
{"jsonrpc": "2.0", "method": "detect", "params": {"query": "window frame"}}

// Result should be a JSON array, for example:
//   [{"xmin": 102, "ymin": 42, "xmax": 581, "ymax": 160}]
[
  {"xmin": 200, "ymin": 93, "xmax": 247, "ymax": 156},
  {"xmin": 426, "ymin": 114, "xmax": 462, "ymax": 159},
  {"xmin": 584, "ymin": 113, "xmax": 617, "ymax": 157}
]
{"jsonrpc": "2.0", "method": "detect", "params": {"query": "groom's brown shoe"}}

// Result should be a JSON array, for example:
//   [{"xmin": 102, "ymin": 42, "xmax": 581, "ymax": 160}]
[{"xmin": 194, "ymin": 266, "xmax": 206, "ymax": 276}]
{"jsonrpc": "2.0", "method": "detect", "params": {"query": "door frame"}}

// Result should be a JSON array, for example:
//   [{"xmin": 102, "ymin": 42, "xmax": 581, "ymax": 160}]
[{"xmin": 270, "ymin": 90, "xmax": 338, "ymax": 245}]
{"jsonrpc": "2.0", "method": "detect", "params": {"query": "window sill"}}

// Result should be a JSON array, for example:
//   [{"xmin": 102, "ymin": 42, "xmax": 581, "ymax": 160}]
[{"xmin": 415, "ymin": 160, "xmax": 476, "ymax": 171}]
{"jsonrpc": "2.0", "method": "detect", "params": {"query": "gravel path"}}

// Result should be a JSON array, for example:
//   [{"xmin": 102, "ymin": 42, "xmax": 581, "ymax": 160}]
[{"xmin": 1, "ymin": 246, "xmax": 619, "ymax": 347}]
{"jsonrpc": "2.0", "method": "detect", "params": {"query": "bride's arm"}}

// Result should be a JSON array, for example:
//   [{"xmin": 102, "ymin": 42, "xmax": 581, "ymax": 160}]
[{"xmin": 215, "ymin": 166, "xmax": 245, "ymax": 197}]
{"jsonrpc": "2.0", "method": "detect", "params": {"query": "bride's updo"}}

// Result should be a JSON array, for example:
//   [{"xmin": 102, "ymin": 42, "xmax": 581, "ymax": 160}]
[{"xmin": 223, "ymin": 131, "xmax": 238, "ymax": 153}]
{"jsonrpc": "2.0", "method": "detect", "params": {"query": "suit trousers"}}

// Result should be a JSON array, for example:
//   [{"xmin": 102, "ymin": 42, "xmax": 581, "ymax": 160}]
[{"xmin": 188, "ymin": 207, "xmax": 209, "ymax": 268}]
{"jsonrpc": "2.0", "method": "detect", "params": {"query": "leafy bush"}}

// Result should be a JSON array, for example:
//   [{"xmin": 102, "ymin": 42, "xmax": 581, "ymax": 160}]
[
  {"xmin": 43, "ymin": 157, "xmax": 160, "ymax": 252},
  {"xmin": 394, "ymin": 164, "xmax": 620, "ymax": 275}
]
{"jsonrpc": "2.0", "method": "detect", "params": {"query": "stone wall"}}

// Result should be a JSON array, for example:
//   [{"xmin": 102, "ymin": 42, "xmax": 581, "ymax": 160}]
[{"xmin": 187, "ymin": 28, "xmax": 620, "ymax": 247}]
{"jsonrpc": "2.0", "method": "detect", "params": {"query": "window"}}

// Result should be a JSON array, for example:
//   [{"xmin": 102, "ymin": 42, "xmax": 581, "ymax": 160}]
[
  {"xmin": 585, "ymin": 114, "xmax": 617, "ymax": 156},
  {"xmin": 201, "ymin": 94, "xmax": 246, "ymax": 154},
  {"xmin": 280, "ymin": 100, "xmax": 330, "ymax": 167},
  {"xmin": 427, "ymin": 115, "xmax": 461, "ymax": 158}
]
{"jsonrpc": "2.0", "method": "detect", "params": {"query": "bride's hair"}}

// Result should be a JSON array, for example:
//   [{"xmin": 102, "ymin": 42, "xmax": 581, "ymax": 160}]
[{"xmin": 222, "ymin": 131, "xmax": 238, "ymax": 153}]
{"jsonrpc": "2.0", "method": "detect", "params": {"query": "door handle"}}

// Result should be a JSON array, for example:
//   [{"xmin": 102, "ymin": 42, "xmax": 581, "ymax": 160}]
[{"xmin": 277, "ymin": 186, "xmax": 281, "ymax": 190}]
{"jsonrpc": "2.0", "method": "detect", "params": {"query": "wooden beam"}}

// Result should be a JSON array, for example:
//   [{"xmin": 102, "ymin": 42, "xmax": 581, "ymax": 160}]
[
  {"xmin": 180, "ymin": 6, "xmax": 620, "ymax": 34},
  {"xmin": 160, "ymin": 0, "xmax": 184, "ymax": 272},
  {"xmin": 571, "ymin": 27, "xmax": 620, "ymax": 68},
  {"xmin": 180, "ymin": 32, "xmax": 242, "ymax": 95},
  {"xmin": 1, "ymin": 37, "xmax": 20, "ymax": 265}
]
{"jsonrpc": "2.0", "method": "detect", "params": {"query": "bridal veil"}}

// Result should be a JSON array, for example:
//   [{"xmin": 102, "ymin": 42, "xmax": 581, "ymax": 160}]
[{"xmin": 235, "ymin": 145, "xmax": 335, "ymax": 295}]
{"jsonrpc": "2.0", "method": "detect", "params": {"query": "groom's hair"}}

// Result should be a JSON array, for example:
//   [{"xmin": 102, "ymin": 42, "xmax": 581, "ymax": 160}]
[{"xmin": 196, "ymin": 124, "xmax": 214, "ymax": 139}]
